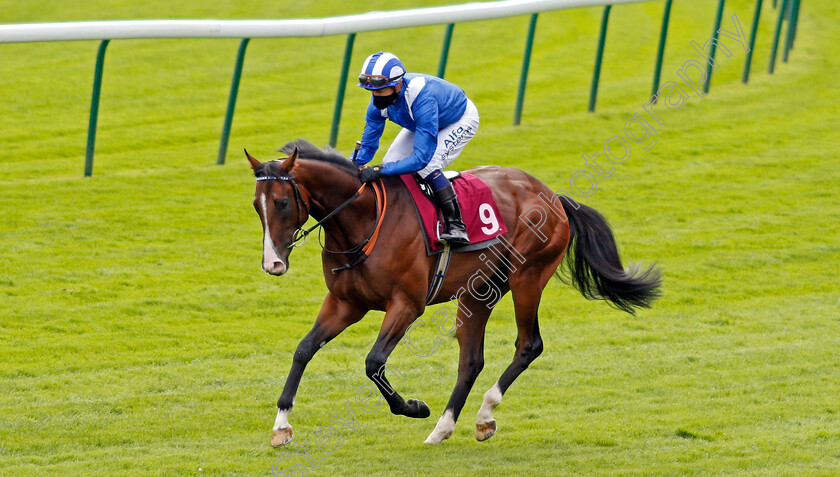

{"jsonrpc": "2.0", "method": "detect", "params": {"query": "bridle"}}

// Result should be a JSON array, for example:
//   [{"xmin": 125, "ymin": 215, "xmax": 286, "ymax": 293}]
[
  {"xmin": 256, "ymin": 172, "xmax": 311, "ymax": 247},
  {"xmin": 256, "ymin": 169, "xmax": 387, "ymax": 273}
]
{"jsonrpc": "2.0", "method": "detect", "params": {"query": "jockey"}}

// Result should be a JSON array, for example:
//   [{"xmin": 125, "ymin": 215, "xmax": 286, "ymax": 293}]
[{"xmin": 354, "ymin": 51, "xmax": 479, "ymax": 246}]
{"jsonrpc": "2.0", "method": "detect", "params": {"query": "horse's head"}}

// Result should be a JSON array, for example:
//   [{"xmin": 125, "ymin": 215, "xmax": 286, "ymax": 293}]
[{"xmin": 247, "ymin": 148, "xmax": 308, "ymax": 276}]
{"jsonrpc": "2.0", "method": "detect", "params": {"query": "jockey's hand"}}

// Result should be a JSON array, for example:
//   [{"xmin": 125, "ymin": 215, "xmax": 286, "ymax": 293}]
[{"xmin": 359, "ymin": 166, "xmax": 386, "ymax": 183}]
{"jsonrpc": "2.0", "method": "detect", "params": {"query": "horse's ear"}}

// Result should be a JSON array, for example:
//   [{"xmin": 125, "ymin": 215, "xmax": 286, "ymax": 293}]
[
  {"xmin": 245, "ymin": 149, "xmax": 260, "ymax": 170},
  {"xmin": 281, "ymin": 147, "xmax": 299, "ymax": 171}
]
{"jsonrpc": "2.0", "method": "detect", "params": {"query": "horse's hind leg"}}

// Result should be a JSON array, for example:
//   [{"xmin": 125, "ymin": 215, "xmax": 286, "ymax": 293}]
[
  {"xmin": 476, "ymin": 264, "xmax": 555, "ymax": 441},
  {"xmin": 424, "ymin": 291, "xmax": 501, "ymax": 444}
]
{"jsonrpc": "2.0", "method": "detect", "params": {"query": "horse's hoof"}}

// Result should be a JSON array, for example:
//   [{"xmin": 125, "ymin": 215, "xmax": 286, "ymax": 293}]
[
  {"xmin": 425, "ymin": 409, "xmax": 456, "ymax": 444},
  {"xmin": 407, "ymin": 399, "xmax": 431, "ymax": 419},
  {"xmin": 271, "ymin": 427, "xmax": 294, "ymax": 447},
  {"xmin": 424, "ymin": 430, "xmax": 452, "ymax": 445},
  {"xmin": 476, "ymin": 420, "xmax": 497, "ymax": 441}
]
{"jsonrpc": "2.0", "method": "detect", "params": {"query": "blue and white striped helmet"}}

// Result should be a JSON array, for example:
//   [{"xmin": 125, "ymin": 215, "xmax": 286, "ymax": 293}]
[{"xmin": 357, "ymin": 52, "xmax": 405, "ymax": 90}]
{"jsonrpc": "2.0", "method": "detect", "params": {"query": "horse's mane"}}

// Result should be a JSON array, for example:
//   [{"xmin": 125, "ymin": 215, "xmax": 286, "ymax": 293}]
[{"xmin": 278, "ymin": 139, "xmax": 357, "ymax": 174}]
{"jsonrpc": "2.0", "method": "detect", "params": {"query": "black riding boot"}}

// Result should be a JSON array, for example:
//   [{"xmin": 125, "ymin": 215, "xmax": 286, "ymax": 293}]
[{"xmin": 434, "ymin": 184, "xmax": 470, "ymax": 245}]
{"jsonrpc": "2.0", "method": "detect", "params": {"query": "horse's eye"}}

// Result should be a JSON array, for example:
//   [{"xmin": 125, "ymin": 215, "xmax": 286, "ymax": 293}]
[{"xmin": 275, "ymin": 198, "xmax": 289, "ymax": 210}]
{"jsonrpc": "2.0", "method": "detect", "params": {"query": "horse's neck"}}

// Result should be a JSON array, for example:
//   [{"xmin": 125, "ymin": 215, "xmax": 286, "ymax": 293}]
[
  {"xmin": 297, "ymin": 162, "xmax": 376, "ymax": 248},
  {"xmin": 296, "ymin": 161, "xmax": 360, "ymax": 216}
]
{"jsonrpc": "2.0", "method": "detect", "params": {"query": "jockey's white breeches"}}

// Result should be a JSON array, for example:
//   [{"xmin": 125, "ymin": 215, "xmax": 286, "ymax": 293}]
[{"xmin": 382, "ymin": 99, "xmax": 480, "ymax": 179}]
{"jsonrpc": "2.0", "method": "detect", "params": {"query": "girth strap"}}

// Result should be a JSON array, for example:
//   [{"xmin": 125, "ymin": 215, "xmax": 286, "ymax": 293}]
[{"xmin": 425, "ymin": 243, "xmax": 452, "ymax": 304}]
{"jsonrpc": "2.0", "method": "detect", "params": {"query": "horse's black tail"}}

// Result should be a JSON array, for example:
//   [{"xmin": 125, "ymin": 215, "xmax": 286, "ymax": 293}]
[{"xmin": 557, "ymin": 195, "xmax": 662, "ymax": 315}]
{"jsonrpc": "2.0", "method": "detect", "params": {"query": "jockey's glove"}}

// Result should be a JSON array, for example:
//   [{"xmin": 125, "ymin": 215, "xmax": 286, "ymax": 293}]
[{"xmin": 359, "ymin": 166, "xmax": 386, "ymax": 183}]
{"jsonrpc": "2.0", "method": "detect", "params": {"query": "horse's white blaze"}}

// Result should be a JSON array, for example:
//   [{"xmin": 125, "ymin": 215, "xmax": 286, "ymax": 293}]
[
  {"xmin": 424, "ymin": 409, "xmax": 455, "ymax": 444},
  {"xmin": 476, "ymin": 382, "xmax": 502, "ymax": 425},
  {"xmin": 273, "ymin": 408, "xmax": 291, "ymax": 430},
  {"xmin": 260, "ymin": 193, "xmax": 285, "ymax": 274}
]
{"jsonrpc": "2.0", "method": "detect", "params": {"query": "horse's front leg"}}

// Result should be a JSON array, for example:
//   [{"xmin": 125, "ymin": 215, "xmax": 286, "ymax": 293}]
[
  {"xmin": 271, "ymin": 293, "xmax": 365, "ymax": 447},
  {"xmin": 365, "ymin": 299, "xmax": 431, "ymax": 419}
]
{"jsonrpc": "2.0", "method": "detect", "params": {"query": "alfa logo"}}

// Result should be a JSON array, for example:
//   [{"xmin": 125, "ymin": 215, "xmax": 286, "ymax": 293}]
[{"xmin": 443, "ymin": 126, "xmax": 473, "ymax": 148}]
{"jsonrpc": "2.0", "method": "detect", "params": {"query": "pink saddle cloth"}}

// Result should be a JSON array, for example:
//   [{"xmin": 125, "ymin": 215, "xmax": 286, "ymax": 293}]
[{"xmin": 399, "ymin": 173, "xmax": 508, "ymax": 254}]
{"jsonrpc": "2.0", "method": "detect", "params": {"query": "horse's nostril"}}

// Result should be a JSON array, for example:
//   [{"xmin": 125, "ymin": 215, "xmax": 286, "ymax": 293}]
[{"xmin": 264, "ymin": 260, "xmax": 287, "ymax": 276}]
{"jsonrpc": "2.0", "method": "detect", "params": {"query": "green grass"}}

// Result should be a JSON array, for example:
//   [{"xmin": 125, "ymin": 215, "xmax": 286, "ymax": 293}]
[{"xmin": 2, "ymin": 0, "xmax": 839, "ymax": 475}]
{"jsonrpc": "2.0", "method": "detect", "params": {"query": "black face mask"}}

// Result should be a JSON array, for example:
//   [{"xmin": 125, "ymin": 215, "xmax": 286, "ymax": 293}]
[{"xmin": 372, "ymin": 91, "xmax": 399, "ymax": 110}]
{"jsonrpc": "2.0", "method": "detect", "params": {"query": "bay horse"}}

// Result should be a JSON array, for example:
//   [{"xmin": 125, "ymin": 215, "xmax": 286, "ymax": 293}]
[{"xmin": 248, "ymin": 139, "xmax": 660, "ymax": 446}]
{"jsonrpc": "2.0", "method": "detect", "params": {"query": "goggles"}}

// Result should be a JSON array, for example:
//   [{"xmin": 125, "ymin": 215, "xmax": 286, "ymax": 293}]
[{"xmin": 358, "ymin": 73, "xmax": 403, "ymax": 88}]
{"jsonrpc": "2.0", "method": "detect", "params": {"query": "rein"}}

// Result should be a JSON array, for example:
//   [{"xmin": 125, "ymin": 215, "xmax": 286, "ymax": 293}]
[{"xmin": 256, "ymin": 172, "xmax": 388, "ymax": 273}]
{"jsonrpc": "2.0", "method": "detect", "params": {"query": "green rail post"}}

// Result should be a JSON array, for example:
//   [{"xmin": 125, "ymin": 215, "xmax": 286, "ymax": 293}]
[
  {"xmin": 438, "ymin": 24, "xmax": 455, "ymax": 79},
  {"xmin": 217, "ymin": 38, "xmax": 250, "ymax": 166},
  {"xmin": 329, "ymin": 33, "xmax": 356, "ymax": 148},
  {"xmin": 513, "ymin": 14, "xmax": 538, "ymax": 126},
  {"xmin": 651, "ymin": 0, "xmax": 674, "ymax": 102},
  {"xmin": 742, "ymin": 0, "xmax": 764, "ymax": 83},
  {"xmin": 790, "ymin": 0, "xmax": 800, "ymax": 47},
  {"xmin": 588, "ymin": 5, "xmax": 611, "ymax": 113},
  {"xmin": 84, "ymin": 40, "xmax": 110, "ymax": 177},
  {"xmin": 768, "ymin": 0, "xmax": 789, "ymax": 73},
  {"xmin": 782, "ymin": 0, "xmax": 795, "ymax": 61},
  {"xmin": 703, "ymin": 0, "xmax": 726, "ymax": 94}
]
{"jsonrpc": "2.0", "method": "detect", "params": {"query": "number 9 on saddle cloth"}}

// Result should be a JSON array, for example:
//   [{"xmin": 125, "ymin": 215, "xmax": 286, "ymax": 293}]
[{"xmin": 401, "ymin": 172, "xmax": 507, "ymax": 256}]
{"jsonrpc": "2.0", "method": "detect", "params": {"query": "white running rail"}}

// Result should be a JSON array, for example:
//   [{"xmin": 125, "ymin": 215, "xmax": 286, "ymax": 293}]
[{"xmin": 0, "ymin": 0, "xmax": 649, "ymax": 43}]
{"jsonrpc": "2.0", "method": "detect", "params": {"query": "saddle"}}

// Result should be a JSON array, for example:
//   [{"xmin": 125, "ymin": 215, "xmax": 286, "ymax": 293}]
[{"xmin": 399, "ymin": 172, "xmax": 508, "ymax": 256}]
